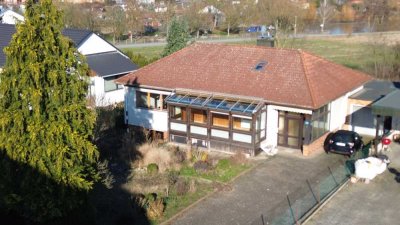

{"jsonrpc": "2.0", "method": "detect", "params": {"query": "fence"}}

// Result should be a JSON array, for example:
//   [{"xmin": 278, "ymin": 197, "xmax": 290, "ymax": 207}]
[{"xmin": 252, "ymin": 143, "xmax": 371, "ymax": 225}]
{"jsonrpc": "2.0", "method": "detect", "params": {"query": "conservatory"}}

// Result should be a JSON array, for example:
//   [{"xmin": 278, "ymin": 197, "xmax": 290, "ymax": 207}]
[{"xmin": 165, "ymin": 91, "xmax": 267, "ymax": 156}]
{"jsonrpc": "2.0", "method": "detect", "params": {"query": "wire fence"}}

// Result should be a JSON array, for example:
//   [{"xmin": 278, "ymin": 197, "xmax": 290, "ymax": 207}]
[{"xmin": 252, "ymin": 143, "xmax": 371, "ymax": 225}]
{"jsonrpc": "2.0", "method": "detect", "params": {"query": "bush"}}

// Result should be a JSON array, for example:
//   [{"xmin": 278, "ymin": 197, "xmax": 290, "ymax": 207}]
[
  {"xmin": 133, "ymin": 193, "xmax": 165, "ymax": 220},
  {"xmin": 167, "ymin": 170, "xmax": 180, "ymax": 186},
  {"xmin": 229, "ymin": 152, "xmax": 248, "ymax": 166},
  {"xmin": 175, "ymin": 179, "xmax": 188, "ymax": 196},
  {"xmin": 123, "ymin": 51, "xmax": 159, "ymax": 68},
  {"xmin": 192, "ymin": 149, "xmax": 208, "ymax": 162},
  {"xmin": 147, "ymin": 163, "xmax": 159, "ymax": 175},
  {"xmin": 174, "ymin": 149, "xmax": 186, "ymax": 163},
  {"xmin": 193, "ymin": 161, "xmax": 210, "ymax": 173},
  {"xmin": 138, "ymin": 143, "xmax": 178, "ymax": 172},
  {"xmin": 146, "ymin": 198, "xmax": 164, "ymax": 220}
]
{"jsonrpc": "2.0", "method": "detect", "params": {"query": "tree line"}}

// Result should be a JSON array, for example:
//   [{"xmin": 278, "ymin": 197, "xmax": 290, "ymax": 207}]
[{"xmin": 54, "ymin": 0, "xmax": 400, "ymax": 43}]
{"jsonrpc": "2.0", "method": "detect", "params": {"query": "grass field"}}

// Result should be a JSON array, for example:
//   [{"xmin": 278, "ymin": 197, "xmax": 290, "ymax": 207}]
[{"xmin": 122, "ymin": 33, "xmax": 400, "ymax": 75}]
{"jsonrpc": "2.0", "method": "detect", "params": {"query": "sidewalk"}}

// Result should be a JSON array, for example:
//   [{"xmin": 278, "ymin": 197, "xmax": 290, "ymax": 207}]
[
  {"xmin": 307, "ymin": 142, "xmax": 400, "ymax": 225},
  {"xmin": 169, "ymin": 149, "xmax": 346, "ymax": 225}
]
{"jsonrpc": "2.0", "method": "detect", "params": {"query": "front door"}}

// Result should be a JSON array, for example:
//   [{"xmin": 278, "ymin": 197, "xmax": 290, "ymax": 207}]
[{"xmin": 278, "ymin": 111, "xmax": 303, "ymax": 148}]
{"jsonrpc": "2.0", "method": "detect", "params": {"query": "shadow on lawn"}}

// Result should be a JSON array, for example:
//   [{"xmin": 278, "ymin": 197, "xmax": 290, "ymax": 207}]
[{"xmin": 0, "ymin": 112, "xmax": 151, "ymax": 225}]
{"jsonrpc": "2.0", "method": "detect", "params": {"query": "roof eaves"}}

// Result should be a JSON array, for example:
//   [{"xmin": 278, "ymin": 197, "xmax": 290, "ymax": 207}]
[{"xmin": 299, "ymin": 50, "xmax": 318, "ymax": 109}]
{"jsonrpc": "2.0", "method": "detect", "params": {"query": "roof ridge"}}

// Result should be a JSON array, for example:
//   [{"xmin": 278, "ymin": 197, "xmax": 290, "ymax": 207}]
[
  {"xmin": 85, "ymin": 51, "xmax": 119, "ymax": 56},
  {"xmin": 299, "ymin": 50, "xmax": 317, "ymax": 109},
  {"xmin": 196, "ymin": 42, "xmax": 302, "ymax": 53}
]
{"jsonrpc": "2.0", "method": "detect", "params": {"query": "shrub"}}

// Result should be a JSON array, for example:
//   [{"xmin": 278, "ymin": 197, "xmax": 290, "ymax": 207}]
[
  {"xmin": 97, "ymin": 159, "xmax": 115, "ymax": 189},
  {"xmin": 146, "ymin": 198, "xmax": 165, "ymax": 220},
  {"xmin": 138, "ymin": 143, "xmax": 177, "ymax": 172},
  {"xmin": 147, "ymin": 163, "xmax": 159, "ymax": 175},
  {"xmin": 132, "ymin": 193, "xmax": 165, "ymax": 220},
  {"xmin": 193, "ymin": 161, "xmax": 210, "ymax": 173},
  {"xmin": 188, "ymin": 179, "xmax": 197, "ymax": 193},
  {"xmin": 229, "ymin": 152, "xmax": 248, "ymax": 165},
  {"xmin": 174, "ymin": 149, "xmax": 186, "ymax": 163},
  {"xmin": 192, "ymin": 149, "xmax": 208, "ymax": 162},
  {"xmin": 176, "ymin": 179, "xmax": 189, "ymax": 196},
  {"xmin": 167, "ymin": 170, "xmax": 180, "ymax": 186}
]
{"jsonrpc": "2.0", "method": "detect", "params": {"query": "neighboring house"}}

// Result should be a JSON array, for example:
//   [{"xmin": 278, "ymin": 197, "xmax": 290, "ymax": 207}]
[
  {"xmin": 0, "ymin": 24, "xmax": 138, "ymax": 106},
  {"xmin": 0, "ymin": 0, "xmax": 26, "ymax": 4},
  {"xmin": 346, "ymin": 80, "xmax": 400, "ymax": 137},
  {"xmin": 0, "ymin": 9, "xmax": 24, "ymax": 24},
  {"xmin": 117, "ymin": 43, "xmax": 372, "ymax": 156}
]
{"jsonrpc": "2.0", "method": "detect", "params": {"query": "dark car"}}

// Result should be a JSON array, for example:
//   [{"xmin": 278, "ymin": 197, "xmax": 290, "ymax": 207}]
[{"xmin": 324, "ymin": 130, "xmax": 364, "ymax": 156}]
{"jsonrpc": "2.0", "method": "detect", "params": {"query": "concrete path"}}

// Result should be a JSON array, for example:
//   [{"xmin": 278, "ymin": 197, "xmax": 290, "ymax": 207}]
[
  {"xmin": 170, "ymin": 149, "xmax": 346, "ymax": 225},
  {"xmin": 307, "ymin": 142, "xmax": 400, "ymax": 225}
]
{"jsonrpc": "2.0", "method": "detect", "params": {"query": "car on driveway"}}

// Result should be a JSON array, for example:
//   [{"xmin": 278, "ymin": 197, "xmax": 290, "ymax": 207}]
[{"xmin": 324, "ymin": 130, "xmax": 364, "ymax": 156}]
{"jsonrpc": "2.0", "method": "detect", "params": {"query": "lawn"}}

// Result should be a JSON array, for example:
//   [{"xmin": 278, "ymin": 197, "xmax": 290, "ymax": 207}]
[
  {"xmin": 180, "ymin": 159, "xmax": 251, "ymax": 183},
  {"xmin": 121, "ymin": 34, "xmax": 395, "ymax": 76}
]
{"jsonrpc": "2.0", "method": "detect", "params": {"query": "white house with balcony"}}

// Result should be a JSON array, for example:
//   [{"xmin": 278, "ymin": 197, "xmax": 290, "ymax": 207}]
[{"xmin": 0, "ymin": 24, "xmax": 138, "ymax": 106}]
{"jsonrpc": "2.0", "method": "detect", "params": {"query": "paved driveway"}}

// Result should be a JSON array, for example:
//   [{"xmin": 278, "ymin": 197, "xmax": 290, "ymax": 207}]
[
  {"xmin": 307, "ymin": 142, "xmax": 400, "ymax": 225},
  {"xmin": 170, "ymin": 149, "xmax": 346, "ymax": 225}
]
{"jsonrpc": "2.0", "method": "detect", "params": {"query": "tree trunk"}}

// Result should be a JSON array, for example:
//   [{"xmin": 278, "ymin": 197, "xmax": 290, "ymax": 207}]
[
  {"xmin": 227, "ymin": 23, "xmax": 230, "ymax": 37},
  {"xmin": 196, "ymin": 30, "xmax": 199, "ymax": 39}
]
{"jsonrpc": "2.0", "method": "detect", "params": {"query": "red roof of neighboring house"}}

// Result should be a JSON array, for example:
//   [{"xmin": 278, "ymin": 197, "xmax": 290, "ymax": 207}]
[{"xmin": 117, "ymin": 43, "xmax": 372, "ymax": 109}]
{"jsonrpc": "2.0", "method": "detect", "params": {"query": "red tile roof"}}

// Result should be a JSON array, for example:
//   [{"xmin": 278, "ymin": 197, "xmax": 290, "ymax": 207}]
[{"xmin": 117, "ymin": 43, "xmax": 372, "ymax": 109}]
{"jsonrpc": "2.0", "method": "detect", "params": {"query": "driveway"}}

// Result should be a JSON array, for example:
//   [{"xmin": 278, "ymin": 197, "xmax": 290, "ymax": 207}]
[
  {"xmin": 169, "ymin": 149, "xmax": 347, "ymax": 225},
  {"xmin": 306, "ymin": 142, "xmax": 400, "ymax": 225}
]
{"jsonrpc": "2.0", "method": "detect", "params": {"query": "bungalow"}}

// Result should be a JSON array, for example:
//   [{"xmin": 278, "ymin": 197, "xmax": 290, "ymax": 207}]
[
  {"xmin": 0, "ymin": 23, "xmax": 138, "ymax": 106},
  {"xmin": 117, "ymin": 43, "xmax": 372, "ymax": 156}
]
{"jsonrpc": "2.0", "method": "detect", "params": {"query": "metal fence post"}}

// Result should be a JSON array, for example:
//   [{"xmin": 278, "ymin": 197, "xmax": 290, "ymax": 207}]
[
  {"xmin": 328, "ymin": 166, "xmax": 339, "ymax": 186},
  {"xmin": 307, "ymin": 179, "xmax": 319, "ymax": 204}
]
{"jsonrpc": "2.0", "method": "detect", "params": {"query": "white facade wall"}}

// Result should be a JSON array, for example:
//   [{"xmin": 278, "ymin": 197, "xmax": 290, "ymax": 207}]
[
  {"xmin": 329, "ymin": 85, "xmax": 364, "ymax": 132},
  {"xmin": 78, "ymin": 34, "xmax": 117, "ymax": 55},
  {"xmin": 89, "ymin": 76, "xmax": 125, "ymax": 106},
  {"xmin": 125, "ymin": 87, "xmax": 170, "ymax": 132},
  {"xmin": 265, "ymin": 105, "xmax": 279, "ymax": 147},
  {"xmin": 329, "ymin": 95, "xmax": 347, "ymax": 131}
]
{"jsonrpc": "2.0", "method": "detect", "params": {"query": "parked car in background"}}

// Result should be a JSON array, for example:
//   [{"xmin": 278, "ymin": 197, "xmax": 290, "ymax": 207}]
[{"xmin": 324, "ymin": 130, "xmax": 364, "ymax": 156}]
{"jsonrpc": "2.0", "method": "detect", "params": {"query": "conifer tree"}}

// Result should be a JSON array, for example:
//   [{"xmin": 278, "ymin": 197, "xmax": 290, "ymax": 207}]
[
  {"xmin": 0, "ymin": 0, "xmax": 98, "ymax": 221},
  {"xmin": 162, "ymin": 17, "xmax": 189, "ymax": 57}
]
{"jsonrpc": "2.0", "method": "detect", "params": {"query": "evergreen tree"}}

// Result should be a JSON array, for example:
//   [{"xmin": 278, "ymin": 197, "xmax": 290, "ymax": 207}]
[
  {"xmin": 0, "ymin": 0, "xmax": 98, "ymax": 221},
  {"xmin": 162, "ymin": 17, "xmax": 189, "ymax": 57}
]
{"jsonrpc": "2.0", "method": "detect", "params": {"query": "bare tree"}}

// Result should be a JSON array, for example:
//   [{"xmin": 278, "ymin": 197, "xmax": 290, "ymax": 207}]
[
  {"xmin": 254, "ymin": 0, "xmax": 306, "ymax": 47},
  {"xmin": 104, "ymin": 5, "xmax": 127, "ymax": 43},
  {"xmin": 183, "ymin": 0, "xmax": 213, "ymax": 38},
  {"xmin": 317, "ymin": 0, "xmax": 335, "ymax": 33},
  {"xmin": 220, "ymin": 0, "xmax": 243, "ymax": 36},
  {"xmin": 125, "ymin": 0, "xmax": 145, "ymax": 39}
]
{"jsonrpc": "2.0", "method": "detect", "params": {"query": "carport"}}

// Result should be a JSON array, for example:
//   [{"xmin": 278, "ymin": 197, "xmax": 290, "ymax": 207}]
[{"xmin": 372, "ymin": 89, "xmax": 400, "ymax": 153}]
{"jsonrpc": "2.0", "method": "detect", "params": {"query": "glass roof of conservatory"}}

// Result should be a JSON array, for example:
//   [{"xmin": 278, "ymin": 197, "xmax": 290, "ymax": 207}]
[{"xmin": 165, "ymin": 92, "xmax": 263, "ymax": 115}]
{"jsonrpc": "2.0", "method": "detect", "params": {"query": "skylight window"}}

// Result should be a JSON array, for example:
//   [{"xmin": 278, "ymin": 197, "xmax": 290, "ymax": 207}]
[{"xmin": 254, "ymin": 61, "xmax": 267, "ymax": 71}]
